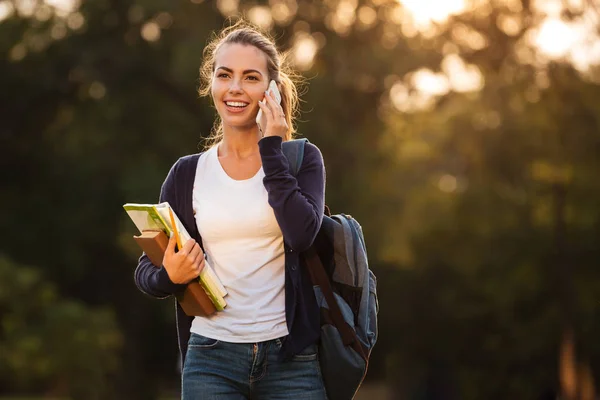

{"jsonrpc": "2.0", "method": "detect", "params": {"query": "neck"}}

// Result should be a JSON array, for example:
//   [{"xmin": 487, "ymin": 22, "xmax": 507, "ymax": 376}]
[{"xmin": 219, "ymin": 124, "xmax": 262, "ymax": 159}]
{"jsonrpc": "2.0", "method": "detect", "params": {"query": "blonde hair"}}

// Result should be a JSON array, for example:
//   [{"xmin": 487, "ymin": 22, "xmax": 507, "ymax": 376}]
[{"xmin": 198, "ymin": 19, "xmax": 303, "ymax": 149}]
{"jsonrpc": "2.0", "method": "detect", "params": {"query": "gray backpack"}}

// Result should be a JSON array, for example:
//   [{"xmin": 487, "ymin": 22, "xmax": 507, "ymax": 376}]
[{"xmin": 283, "ymin": 138, "xmax": 379, "ymax": 400}]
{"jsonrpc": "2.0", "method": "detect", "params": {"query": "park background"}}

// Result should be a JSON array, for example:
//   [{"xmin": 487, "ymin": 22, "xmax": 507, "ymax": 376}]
[{"xmin": 1, "ymin": 0, "xmax": 600, "ymax": 399}]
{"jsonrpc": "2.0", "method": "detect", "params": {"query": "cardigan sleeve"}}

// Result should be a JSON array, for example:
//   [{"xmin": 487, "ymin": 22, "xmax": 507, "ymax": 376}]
[
  {"xmin": 259, "ymin": 136, "xmax": 325, "ymax": 252},
  {"xmin": 133, "ymin": 159, "xmax": 188, "ymax": 298}
]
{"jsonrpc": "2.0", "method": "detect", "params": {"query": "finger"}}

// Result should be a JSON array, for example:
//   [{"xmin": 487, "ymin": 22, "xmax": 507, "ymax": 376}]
[
  {"xmin": 191, "ymin": 254, "xmax": 202, "ymax": 271},
  {"xmin": 166, "ymin": 234, "xmax": 177, "ymax": 254},
  {"xmin": 188, "ymin": 243, "xmax": 201, "ymax": 262},
  {"xmin": 267, "ymin": 90, "xmax": 282, "ymax": 108},
  {"xmin": 258, "ymin": 99, "xmax": 272, "ymax": 117},
  {"xmin": 262, "ymin": 93, "xmax": 277, "ymax": 115},
  {"xmin": 176, "ymin": 239, "xmax": 192, "ymax": 257},
  {"xmin": 263, "ymin": 91, "xmax": 278, "ymax": 109},
  {"xmin": 182, "ymin": 238, "xmax": 195, "ymax": 253},
  {"xmin": 268, "ymin": 89, "xmax": 279, "ymax": 102},
  {"xmin": 264, "ymin": 92, "xmax": 284, "ymax": 117},
  {"xmin": 188, "ymin": 258, "xmax": 203, "ymax": 280}
]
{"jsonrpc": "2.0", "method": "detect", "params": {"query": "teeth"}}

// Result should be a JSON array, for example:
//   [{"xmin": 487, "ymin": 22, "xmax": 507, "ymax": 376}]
[{"xmin": 225, "ymin": 101, "xmax": 248, "ymax": 107}]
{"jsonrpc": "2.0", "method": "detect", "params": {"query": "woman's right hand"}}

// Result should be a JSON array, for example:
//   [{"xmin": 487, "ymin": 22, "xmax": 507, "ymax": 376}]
[{"xmin": 163, "ymin": 235, "xmax": 205, "ymax": 284}]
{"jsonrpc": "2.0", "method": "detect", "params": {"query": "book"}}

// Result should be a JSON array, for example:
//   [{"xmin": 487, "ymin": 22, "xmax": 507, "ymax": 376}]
[
  {"xmin": 132, "ymin": 230, "xmax": 216, "ymax": 316},
  {"xmin": 123, "ymin": 202, "xmax": 227, "ymax": 312}
]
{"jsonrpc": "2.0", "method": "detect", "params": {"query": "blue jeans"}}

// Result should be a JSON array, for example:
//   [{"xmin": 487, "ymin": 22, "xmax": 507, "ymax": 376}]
[{"xmin": 182, "ymin": 333, "xmax": 327, "ymax": 399}]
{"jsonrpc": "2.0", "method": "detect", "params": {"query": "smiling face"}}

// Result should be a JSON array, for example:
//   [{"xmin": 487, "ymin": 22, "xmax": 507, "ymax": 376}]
[{"xmin": 211, "ymin": 43, "xmax": 270, "ymax": 130}]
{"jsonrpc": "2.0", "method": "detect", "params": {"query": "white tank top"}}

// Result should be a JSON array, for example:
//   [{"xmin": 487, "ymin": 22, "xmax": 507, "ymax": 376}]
[{"xmin": 190, "ymin": 145, "xmax": 288, "ymax": 342}]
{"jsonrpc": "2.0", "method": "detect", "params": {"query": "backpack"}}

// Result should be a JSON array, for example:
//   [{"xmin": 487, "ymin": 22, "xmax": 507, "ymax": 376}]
[{"xmin": 282, "ymin": 138, "xmax": 379, "ymax": 400}]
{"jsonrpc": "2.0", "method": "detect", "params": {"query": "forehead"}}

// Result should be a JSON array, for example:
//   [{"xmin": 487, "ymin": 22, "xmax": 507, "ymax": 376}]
[{"xmin": 214, "ymin": 43, "xmax": 268, "ymax": 72}]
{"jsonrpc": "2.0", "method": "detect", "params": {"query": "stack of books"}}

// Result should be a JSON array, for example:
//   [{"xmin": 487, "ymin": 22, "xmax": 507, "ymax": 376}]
[{"xmin": 123, "ymin": 202, "xmax": 227, "ymax": 316}]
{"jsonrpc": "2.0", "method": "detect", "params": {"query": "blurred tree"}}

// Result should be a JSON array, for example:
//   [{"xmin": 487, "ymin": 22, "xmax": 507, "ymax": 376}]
[
  {"xmin": 2, "ymin": 0, "xmax": 600, "ymax": 398},
  {"xmin": 376, "ymin": 21, "xmax": 600, "ymax": 400},
  {"xmin": 0, "ymin": 256, "xmax": 122, "ymax": 399}
]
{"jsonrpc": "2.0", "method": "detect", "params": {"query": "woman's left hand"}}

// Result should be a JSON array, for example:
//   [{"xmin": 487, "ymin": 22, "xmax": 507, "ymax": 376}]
[{"xmin": 257, "ymin": 89, "xmax": 288, "ymax": 139}]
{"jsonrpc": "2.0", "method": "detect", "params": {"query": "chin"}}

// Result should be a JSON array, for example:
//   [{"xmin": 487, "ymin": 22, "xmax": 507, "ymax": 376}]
[{"xmin": 223, "ymin": 119, "xmax": 257, "ymax": 131}]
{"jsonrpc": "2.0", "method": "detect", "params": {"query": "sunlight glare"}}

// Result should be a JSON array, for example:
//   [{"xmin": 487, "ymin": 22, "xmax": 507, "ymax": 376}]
[
  {"xmin": 397, "ymin": 0, "xmax": 467, "ymax": 30},
  {"xmin": 16, "ymin": 0, "xmax": 36, "ymax": 17},
  {"xmin": 0, "ymin": 1, "xmax": 15, "ymax": 22},
  {"xmin": 496, "ymin": 14, "xmax": 521, "ymax": 37},
  {"xmin": 451, "ymin": 23, "xmax": 488, "ymax": 50},
  {"xmin": 504, "ymin": 0, "xmax": 523, "ymax": 13},
  {"xmin": 248, "ymin": 6, "xmax": 273, "ymax": 30},
  {"xmin": 45, "ymin": 0, "xmax": 80, "ymax": 17},
  {"xmin": 531, "ymin": 14, "xmax": 600, "ymax": 70},
  {"xmin": 442, "ymin": 54, "xmax": 484, "ymax": 92},
  {"xmin": 390, "ymin": 81, "xmax": 437, "ymax": 113},
  {"xmin": 292, "ymin": 34, "xmax": 318, "ymax": 71},
  {"xmin": 571, "ymin": 39, "xmax": 600, "ymax": 73},
  {"xmin": 412, "ymin": 69, "xmax": 450, "ymax": 96},
  {"xmin": 532, "ymin": 0, "xmax": 562, "ymax": 16},
  {"xmin": 534, "ymin": 18, "xmax": 576, "ymax": 58}
]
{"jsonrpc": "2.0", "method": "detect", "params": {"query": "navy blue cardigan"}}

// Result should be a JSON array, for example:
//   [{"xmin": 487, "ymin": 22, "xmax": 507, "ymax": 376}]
[{"xmin": 134, "ymin": 136, "xmax": 325, "ymax": 367}]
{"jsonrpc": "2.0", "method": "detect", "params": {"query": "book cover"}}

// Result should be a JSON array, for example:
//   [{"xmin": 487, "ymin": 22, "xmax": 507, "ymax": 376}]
[
  {"xmin": 124, "ymin": 202, "xmax": 227, "ymax": 311},
  {"xmin": 177, "ymin": 281, "xmax": 217, "ymax": 316},
  {"xmin": 133, "ymin": 230, "xmax": 167, "ymax": 266},
  {"xmin": 132, "ymin": 230, "xmax": 216, "ymax": 316}
]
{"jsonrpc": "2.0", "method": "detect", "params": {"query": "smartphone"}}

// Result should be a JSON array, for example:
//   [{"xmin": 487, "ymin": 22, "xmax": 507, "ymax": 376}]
[{"xmin": 256, "ymin": 80, "xmax": 282, "ymax": 128}]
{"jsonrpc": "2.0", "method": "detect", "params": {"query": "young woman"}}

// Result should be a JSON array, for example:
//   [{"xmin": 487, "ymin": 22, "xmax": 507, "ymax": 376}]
[{"xmin": 134, "ymin": 20, "xmax": 327, "ymax": 399}]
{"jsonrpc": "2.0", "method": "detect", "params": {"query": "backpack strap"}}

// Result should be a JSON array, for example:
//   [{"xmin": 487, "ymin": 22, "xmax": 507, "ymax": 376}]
[
  {"xmin": 305, "ymin": 246, "xmax": 368, "ymax": 360},
  {"xmin": 282, "ymin": 139, "xmax": 367, "ymax": 358},
  {"xmin": 282, "ymin": 138, "xmax": 309, "ymax": 176},
  {"xmin": 282, "ymin": 138, "xmax": 331, "ymax": 216}
]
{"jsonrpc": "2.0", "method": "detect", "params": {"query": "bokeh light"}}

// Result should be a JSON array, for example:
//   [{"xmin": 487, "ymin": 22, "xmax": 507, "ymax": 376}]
[
  {"xmin": 141, "ymin": 21, "xmax": 161, "ymax": 42},
  {"xmin": 0, "ymin": 1, "xmax": 15, "ymax": 22},
  {"xmin": 248, "ymin": 6, "xmax": 274, "ymax": 30},
  {"xmin": 398, "ymin": 0, "xmax": 467, "ymax": 30},
  {"xmin": 45, "ymin": 0, "xmax": 80, "ymax": 17},
  {"xmin": 292, "ymin": 33, "xmax": 318, "ymax": 71},
  {"xmin": 438, "ymin": 174, "xmax": 458, "ymax": 193},
  {"xmin": 217, "ymin": 0, "xmax": 239, "ymax": 17}
]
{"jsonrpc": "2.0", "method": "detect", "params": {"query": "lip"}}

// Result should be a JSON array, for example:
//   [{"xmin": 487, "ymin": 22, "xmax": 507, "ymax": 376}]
[{"xmin": 223, "ymin": 101, "xmax": 250, "ymax": 114}]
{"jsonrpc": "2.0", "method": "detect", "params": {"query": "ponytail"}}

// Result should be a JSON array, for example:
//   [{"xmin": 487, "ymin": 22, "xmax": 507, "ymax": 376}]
[{"xmin": 277, "ymin": 55, "xmax": 302, "ymax": 141}]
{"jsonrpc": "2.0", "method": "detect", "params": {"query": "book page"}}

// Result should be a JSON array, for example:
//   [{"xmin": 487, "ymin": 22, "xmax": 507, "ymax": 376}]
[
  {"xmin": 153, "ymin": 202, "xmax": 192, "ymax": 244},
  {"xmin": 123, "ymin": 204, "xmax": 168, "ymax": 234}
]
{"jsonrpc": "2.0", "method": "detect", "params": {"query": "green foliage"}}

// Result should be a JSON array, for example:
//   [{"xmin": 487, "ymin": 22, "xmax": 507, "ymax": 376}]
[
  {"xmin": 2, "ymin": 0, "xmax": 600, "ymax": 398},
  {"xmin": 0, "ymin": 256, "xmax": 122, "ymax": 399},
  {"xmin": 373, "ymin": 40, "xmax": 600, "ymax": 400}
]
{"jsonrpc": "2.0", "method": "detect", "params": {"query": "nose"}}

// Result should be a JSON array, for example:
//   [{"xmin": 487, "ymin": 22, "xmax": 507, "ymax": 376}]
[{"xmin": 228, "ymin": 78, "xmax": 243, "ymax": 93}]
